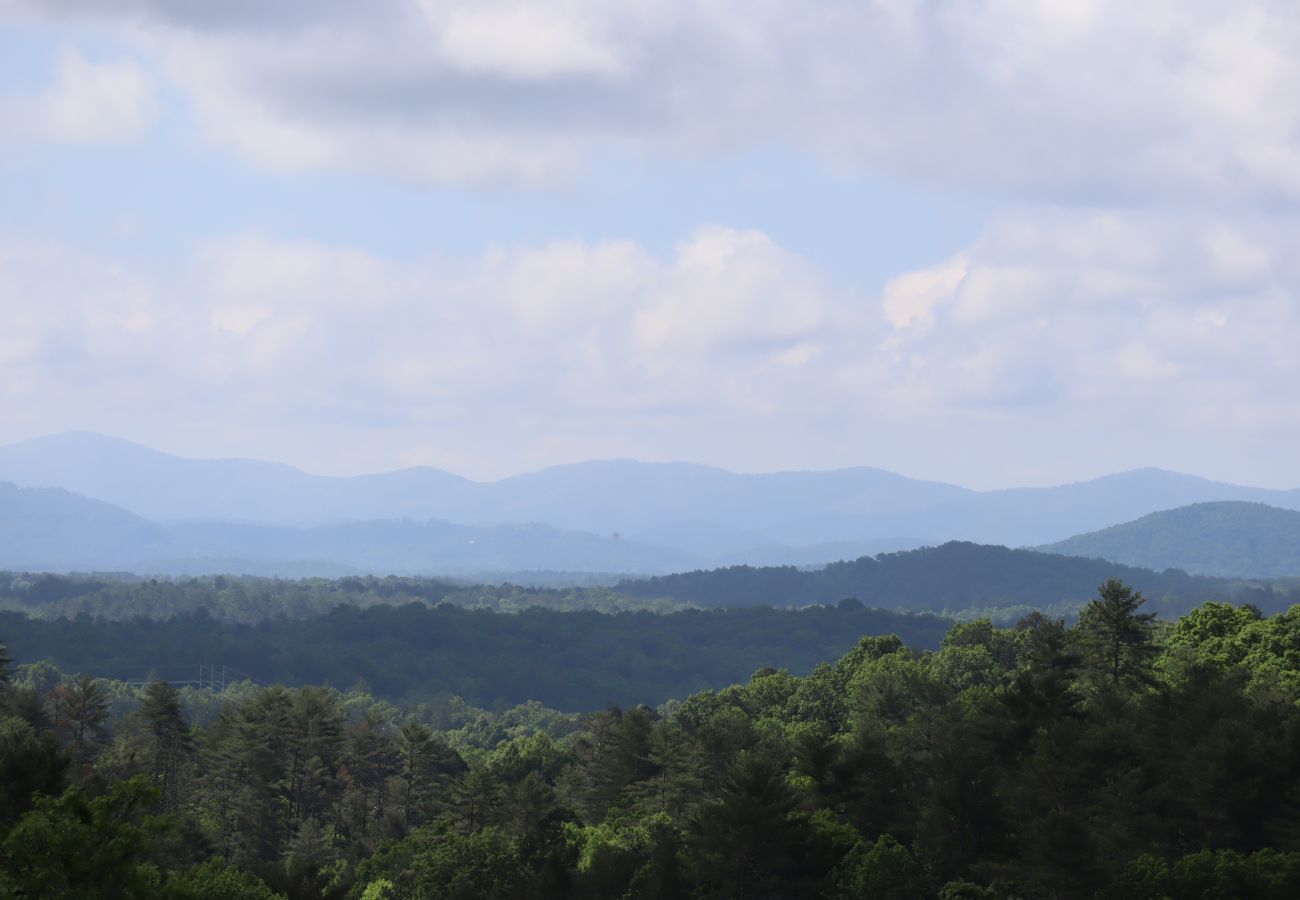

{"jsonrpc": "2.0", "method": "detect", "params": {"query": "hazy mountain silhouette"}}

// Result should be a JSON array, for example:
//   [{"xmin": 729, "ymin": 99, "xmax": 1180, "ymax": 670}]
[
  {"xmin": 0, "ymin": 480, "xmax": 692, "ymax": 576},
  {"xmin": 0, "ymin": 481, "xmax": 174, "ymax": 570},
  {"xmin": 2, "ymin": 432, "xmax": 1298, "ymax": 569}
]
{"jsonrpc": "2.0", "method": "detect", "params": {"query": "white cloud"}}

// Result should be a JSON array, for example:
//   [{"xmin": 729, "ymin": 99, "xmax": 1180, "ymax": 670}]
[
  {"xmin": 877, "ymin": 207, "xmax": 1300, "ymax": 432},
  {"xmin": 882, "ymin": 255, "xmax": 968, "ymax": 331},
  {"xmin": 7, "ymin": 0, "xmax": 1299, "ymax": 196},
  {"xmin": 428, "ymin": 1, "xmax": 629, "ymax": 80},
  {"xmin": 0, "ymin": 225, "xmax": 861, "ymax": 473},
  {"xmin": 2, "ymin": 209, "xmax": 1299, "ymax": 485},
  {"xmin": 0, "ymin": 45, "xmax": 156, "ymax": 144}
]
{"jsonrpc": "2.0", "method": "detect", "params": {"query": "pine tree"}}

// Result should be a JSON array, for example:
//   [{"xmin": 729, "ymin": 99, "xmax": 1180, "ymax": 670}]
[
  {"xmin": 204, "ymin": 687, "xmax": 295, "ymax": 867},
  {"xmin": 448, "ymin": 764, "xmax": 502, "ymax": 833},
  {"xmin": 1076, "ymin": 580, "xmax": 1158, "ymax": 690},
  {"xmin": 344, "ymin": 708, "xmax": 400, "ymax": 840},
  {"xmin": 50, "ymin": 675, "xmax": 111, "ymax": 776},
  {"xmin": 686, "ymin": 752, "xmax": 816, "ymax": 898},
  {"xmin": 630, "ymin": 723, "xmax": 707, "ymax": 819},
  {"xmin": 575, "ymin": 706, "xmax": 658, "ymax": 820},
  {"xmin": 138, "ymin": 680, "xmax": 192, "ymax": 814},
  {"xmin": 396, "ymin": 720, "xmax": 464, "ymax": 831},
  {"xmin": 287, "ymin": 686, "xmax": 345, "ymax": 825}
]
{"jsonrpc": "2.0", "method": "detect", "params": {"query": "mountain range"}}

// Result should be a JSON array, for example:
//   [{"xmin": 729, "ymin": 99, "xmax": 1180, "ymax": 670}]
[{"xmin": 2, "ymin": 431, "xmax": 1300, "ymax": 576}]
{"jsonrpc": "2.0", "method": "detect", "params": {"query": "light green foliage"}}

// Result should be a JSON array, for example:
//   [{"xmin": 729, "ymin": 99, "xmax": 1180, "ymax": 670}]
[
  {"xmin": 0, "ymin": 778, "xmax": 168, "ymax": 899},
  {"xmin": 358, "ymin": 879, "xmax": 395, "ymax": 900},
  {"xmin": 409, "ymin": 826, "xmax": 522, "ymax": 899},
  {"xmin": 1164, "ymin": 601, "xmax": 1300, "ymax": 697},
  {"xmin": 172, "ymin": 859, "xmax": 286, "ymax": 899},
  {"xmin": 829, "ymin": 834, "xmax": 925, "ymax": 900}
]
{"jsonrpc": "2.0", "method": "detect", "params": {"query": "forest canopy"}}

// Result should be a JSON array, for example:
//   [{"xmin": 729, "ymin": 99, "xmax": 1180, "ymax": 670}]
[
  {"xmin": 3, "ymin": 584, "xmax": 1300, "ymax": 898},
  {"xmin": 0, "ymin": 602, "xmax": 950, "ymax": 711}
]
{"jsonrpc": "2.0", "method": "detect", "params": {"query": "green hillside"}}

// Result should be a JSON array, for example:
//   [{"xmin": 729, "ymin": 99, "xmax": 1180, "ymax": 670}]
[
  {"xmin": 1037, "ymin": 501, "xmax": 1300, "ymax": 577},
  {"xmin": 616, "ymin": 540, "xmax": 1256, "ymax": 617}
]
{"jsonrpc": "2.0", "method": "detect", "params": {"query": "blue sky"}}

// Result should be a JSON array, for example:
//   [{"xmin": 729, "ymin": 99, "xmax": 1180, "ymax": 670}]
[{"xmin": 1, "ymin": 2, "xmax": 1298, "ymax": 488}]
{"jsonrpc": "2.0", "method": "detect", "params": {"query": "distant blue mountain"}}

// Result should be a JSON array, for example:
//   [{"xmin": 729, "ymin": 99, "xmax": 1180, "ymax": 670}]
[
  {"xmin": 0, "ymin": 480, "xmax": 691, "ymax": 576},
  {"xmin": 1, "ymin": 431, "xmax": 1298, "ymax": 571},
  {"xmin": 0, "ymin": 481, "xmax": 172, "ymax": 571}
]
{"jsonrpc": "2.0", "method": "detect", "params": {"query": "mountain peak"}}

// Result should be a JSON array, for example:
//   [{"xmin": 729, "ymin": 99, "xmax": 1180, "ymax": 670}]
[{"xmin": 1038, "ymin": 500, "xmax": 1300, "ymax": 578}]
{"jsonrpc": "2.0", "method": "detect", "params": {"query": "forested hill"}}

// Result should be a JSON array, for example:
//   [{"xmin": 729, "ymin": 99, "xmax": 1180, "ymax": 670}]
[
  {"xmin": 0, "ymin": 603, "xmax": 950, "ymax": 710},
  {"xmin": 617, "ymin": 541, "xmax": 1271, "ymax": 615},
  {"xmin": 1037, "ymin": 501, "xmax": 1300, "ymax": 578}
]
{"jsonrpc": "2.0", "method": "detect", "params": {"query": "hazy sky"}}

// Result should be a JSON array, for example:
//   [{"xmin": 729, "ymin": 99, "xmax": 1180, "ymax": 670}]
[{"xmin": 2, "ymin": 1, "xmax": 1299, "ymax": 488}]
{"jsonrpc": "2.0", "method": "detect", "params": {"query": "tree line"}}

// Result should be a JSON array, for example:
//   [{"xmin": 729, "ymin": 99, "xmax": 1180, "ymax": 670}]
[{"xmin": 4, "ymin": 580, "xmax": 1300, "ymax": 897}]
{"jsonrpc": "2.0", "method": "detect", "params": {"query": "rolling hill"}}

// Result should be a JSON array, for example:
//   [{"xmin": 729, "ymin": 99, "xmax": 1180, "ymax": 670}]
[
  {"xmin": 616, "ymin": 541, "xmax": 1256, "ymax": 616},
  {"xmin": 1036, "ymin": 501, "xmax": 1300, "ymax": 578}
]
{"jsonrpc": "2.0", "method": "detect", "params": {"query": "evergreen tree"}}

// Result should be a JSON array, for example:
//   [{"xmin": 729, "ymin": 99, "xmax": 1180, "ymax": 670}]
[
  {"xmin": 396, "ymin": 721, "xmax": 464, "ymax": 831},
  {"xmin": 1076, "ymin": 579, "xmax": 1158, "ymax": 690},
  {"xmin": 50, "ymin": 674, "xmax": 110, "ymax": 776},
  {"xmin": 280, "ymin": 816, "xmax": 341, "ymax": 898},
  {"xmin": 448, "ymin": 764, "xmax": 502, "ymax": 833},
  {"xmin": 344, "ymin": 708, "xmax": 401, "ymax": 840},
  {"xmin": 204, "ymin": 687, "xmax": 295, "ymax": 867},
  {"xmin": 287, "ymin": 685, "xmax": 346, "ymax": 825},
  {"xmin": 630, "ymin": 722, "xmax": 707, "ymax": 819},
  {"xmin": 138, "ymin": 680, "xmax": 192, "ymax": 815},
  {"xmin": 686, "ymin": 753, "xmax": 817, "ymax": 899}
]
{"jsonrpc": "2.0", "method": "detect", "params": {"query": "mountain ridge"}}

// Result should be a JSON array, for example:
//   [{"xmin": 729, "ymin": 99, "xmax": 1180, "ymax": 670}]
[
  {"xmin": 1036, "ymin": 500, "xmax": 1300, "ymax": 578},
  {"xmin": 3, "ymin": 431, "xmax": 1299, "ymax": 563}
]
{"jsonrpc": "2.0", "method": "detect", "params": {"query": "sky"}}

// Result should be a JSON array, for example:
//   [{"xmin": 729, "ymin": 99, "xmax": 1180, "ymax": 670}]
[{"xmin": 1, "ymin": 1, "xmax": 1299, "ymax": 489}]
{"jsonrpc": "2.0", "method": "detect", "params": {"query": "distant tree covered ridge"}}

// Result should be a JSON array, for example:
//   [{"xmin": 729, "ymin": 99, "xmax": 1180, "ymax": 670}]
[
  {"xmin": 0, "ymin": 602, "xmax": 950, "ymax": 711},
  {"xmin": 617, "ymin": 540, "xmax": 1300, "ymax": 615},
  {"xmin": 0, "ymin": 571, "xmax": 691, "ymax": 623},
  {"xmin": 4, "ymin": 587, "xmax": 1300, "ymax": 897},
  {"xmin": 1038, "ymin": 500, "xmax": 1300, "ymax": 578},
  {"xmin": 7, "ymin": 540, "xmax": 1300, "ymax": 628}
]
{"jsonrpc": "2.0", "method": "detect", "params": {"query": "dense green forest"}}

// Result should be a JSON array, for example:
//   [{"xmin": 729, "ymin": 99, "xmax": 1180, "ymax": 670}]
[
  {"xmin": 0, "ymin": 602, "xmax": 949, "ymax": 710},
  {"xmin": 4, "ymin": 582, "xmax": 1300, "ymax": 898},
  {"xmin": 618, "ymin": 541, "xmax": 1300, "ymax": 617}
]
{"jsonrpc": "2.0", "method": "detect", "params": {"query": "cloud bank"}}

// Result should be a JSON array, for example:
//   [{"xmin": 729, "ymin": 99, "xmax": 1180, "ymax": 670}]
[
  {"xmin": 7, "ymin": 0, "xmax": 1299, "ymax": 196},
  {"xmin": 3, "ymin": 207, "xmax": 1298, "ymax": 484}
]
